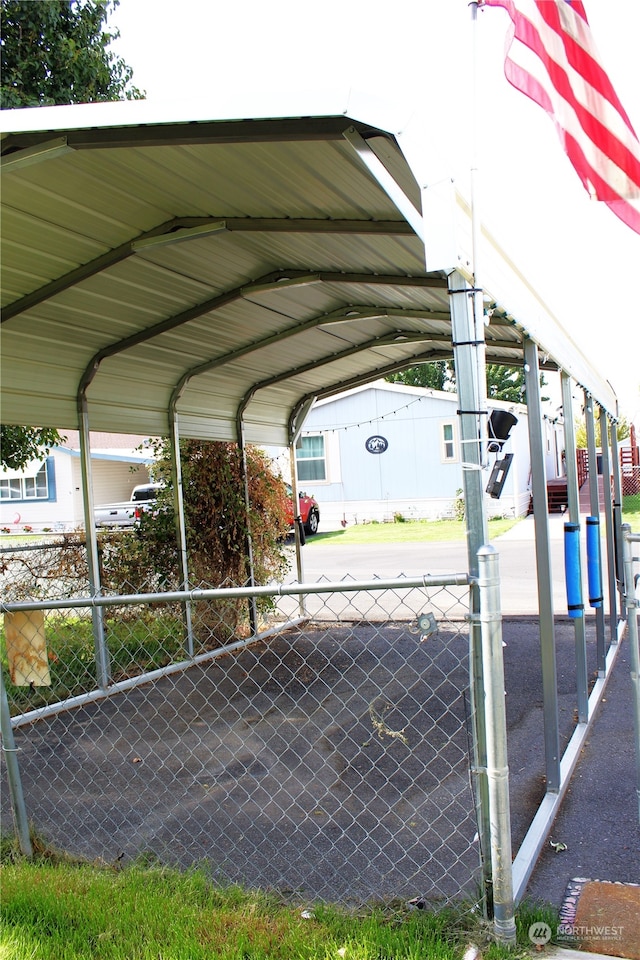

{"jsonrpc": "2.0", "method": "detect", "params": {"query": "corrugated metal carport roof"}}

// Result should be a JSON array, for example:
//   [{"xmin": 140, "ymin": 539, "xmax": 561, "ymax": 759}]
[{"xmin": 0, "ymin": 95, "xmax": 618, "ymax": 445}]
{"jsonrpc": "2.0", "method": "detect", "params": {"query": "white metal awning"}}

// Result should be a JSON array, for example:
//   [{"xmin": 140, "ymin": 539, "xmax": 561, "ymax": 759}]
[{"xmin": 0, "ymin": 93, "xmax": 618, "ymax": 446}]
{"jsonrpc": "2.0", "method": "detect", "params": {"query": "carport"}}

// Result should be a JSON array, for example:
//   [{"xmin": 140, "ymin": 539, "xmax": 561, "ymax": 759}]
[{"xmin": 0, "ymin": 94, "xmax": 630, "ymax": 936}]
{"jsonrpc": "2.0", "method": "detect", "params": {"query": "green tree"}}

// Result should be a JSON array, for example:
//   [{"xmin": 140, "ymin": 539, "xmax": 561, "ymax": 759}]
[
  {"xmin": 0, "ymin": 426, "xmax": 64, "ymax": 470},
  {"xmin": 574, "ymin": 415, "xmax": 630, "ymax": 448},
  {"xmin": 1, "ymin": 0, "xmax": 142, "ymax": 468},
  {"xmin": 485, "ymin": 364, "xmax": 528, "ymax": 404},
  {"xmin": 0, "ymin": 0, "xmax": 143, "ymax": 108},
  {"xmin": 388, "ymin": 362, "xmax": 545, "ymax": 404},
  {"xmin": 386, "ymin": 361, "xmax": 454, "ymax": 392}
]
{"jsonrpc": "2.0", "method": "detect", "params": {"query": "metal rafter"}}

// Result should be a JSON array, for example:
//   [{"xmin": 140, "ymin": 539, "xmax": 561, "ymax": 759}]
[
  {"xmin": 1, "ymin": 217, "xmax": 418, "ymax": 323},
  {"xmin": 77, "ymin": 270, "xmax": 450, "ymax": 398},
  {"xmin": 286, "ymin": 349, "xmax": 453, "ymax": 440},
  {"xmin": 169, "ymin": 307, "xmax": 451, "ymax": 412},
  {"xmin": 237, "ymin": 338, "xmax": 447, "ymax": 437}
]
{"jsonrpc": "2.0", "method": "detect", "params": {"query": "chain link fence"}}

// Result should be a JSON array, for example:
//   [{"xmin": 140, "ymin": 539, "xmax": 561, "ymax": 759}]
[
  {"xmin": 1, "ymin": 538, "xmax": 481, "ymax": 908},
  {"xmin": 622, "ymin": 463, "xmax": 640, "ymax": 514}
]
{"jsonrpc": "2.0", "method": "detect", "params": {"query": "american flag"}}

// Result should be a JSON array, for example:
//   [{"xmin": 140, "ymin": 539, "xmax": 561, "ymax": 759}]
[{"xmin": 482, "ymin": 0, "xmax": 640, "ymax": 234}]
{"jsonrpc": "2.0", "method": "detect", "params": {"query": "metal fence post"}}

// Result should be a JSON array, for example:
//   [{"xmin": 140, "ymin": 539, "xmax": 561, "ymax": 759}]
[
  {"xmin": 77, "ymin": 394, "xmax": 111, "ymax": 689},
  {"xmin": 622, "ymin": 524, "xmax": 640, "ymax": 823},
  {"xmin": 599, "ymin": 407, "xmax": 619, "ymax": 640},
  {"xmin": 448, "ymin": 269, "xmax": 492, "ymax": 913},
  {"xmin": 562, "ymin": 372, "xmax": 588, "ymax": 723},
  {"xmin": 169, "ymin": 408, "xmax": 195, "ymax": 658},
  {"xmin": 477, "ymin": 544, "xmax": 516, "ymax": 944},
  {"xmin": 524, "ymin": 338, "xmax": 560, "ymax": 791},
  {"xmin": 584, "ymin": 392, "xmax": 607, "ymax": 674},
  {"xmin": 0, "ymin": 667, "xmax": 32, "ymax": 856}
]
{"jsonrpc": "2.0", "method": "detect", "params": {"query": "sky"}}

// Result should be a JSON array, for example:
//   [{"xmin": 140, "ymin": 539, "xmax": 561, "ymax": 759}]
[{"xmin": 110, "ymin": 0, "xmax": 640, "ymax": 423}]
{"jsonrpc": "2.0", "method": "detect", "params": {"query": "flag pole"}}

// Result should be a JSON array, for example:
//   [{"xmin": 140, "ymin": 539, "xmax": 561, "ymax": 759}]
[
  {"xmin": 468, "ymin": 8, "xmax": 516, "ymax": 942},
  {"xmin": 469, "ymin": 0, "xmax": 488, "ymax": 457},
  {"xmin": 470, "ymin": 0, "xmax": 481, "ymax": 292}
]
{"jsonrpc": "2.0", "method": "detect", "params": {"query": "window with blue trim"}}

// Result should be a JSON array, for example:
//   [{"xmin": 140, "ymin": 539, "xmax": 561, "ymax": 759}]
[{"xmin": 0, "ymin": 458, "xmax": 56, "ymax": 502}]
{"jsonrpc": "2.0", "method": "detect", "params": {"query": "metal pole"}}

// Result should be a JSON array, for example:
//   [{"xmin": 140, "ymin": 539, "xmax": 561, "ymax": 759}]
[
  {"xmin": 524, "ymin": 338, "xmax": 560, "ymax": 791},
  {"xmin": 288, "ymin": 441, "xmax": 308, "ymax": 618},
  {"xmin": 584, "ymin": 392, "xmax": 606, "ymax": 674},
  {"xmin": 237, "ymin": 420, "xmax": 258, "ymax": 636},
  {"xmin": 477, "ymin": 545, "xmax": 516, "ymax": 944},
  {"xmin": 610, "ymin": 421, "xmax": 625, "ymax": 606},
  {"xmin": 77, "ymin": 394, "xmax": 110, "ymax": 690},
  {"xmin": 448, "ymin": 268, "xmax": 491, "ymax": 913},
  {"xmin": 561, "ymin": 373, "xmax": 588, "ymax": 722},
  {"xmin": 622, "ymin": 525, "xmax": 640, "ymax": 822},
  {"xmin": 169, "ymin": 409, "xmax": 194, "ymax": 657},
  {"xmin": 0, "ymin": 667, "xmax": 32, "ymax": 856},
  {"xmin": 599, "ymin": 408, "xmax": 618, "ymax": 640}
]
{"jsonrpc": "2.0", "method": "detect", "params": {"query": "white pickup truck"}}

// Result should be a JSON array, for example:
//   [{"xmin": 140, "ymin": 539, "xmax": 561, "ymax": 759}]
[{"xmin": 94, "ymin": 483, "xmax": 161, "ymax": 528}]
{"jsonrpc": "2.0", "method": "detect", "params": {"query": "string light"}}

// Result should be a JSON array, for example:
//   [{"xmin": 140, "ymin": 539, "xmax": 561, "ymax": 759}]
[{"xmin": 299, "ymin": 393, "xmax": 445, "ymax": 434}]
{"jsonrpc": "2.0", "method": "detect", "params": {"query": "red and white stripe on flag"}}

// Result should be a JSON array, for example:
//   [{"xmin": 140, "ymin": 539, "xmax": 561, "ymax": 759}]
[{"xmin": 482, "ymin": 0, "xmax": 640, "ymax": 233}]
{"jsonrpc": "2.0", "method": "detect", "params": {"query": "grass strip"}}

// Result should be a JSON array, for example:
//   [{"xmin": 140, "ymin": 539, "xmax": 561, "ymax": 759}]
[
  {"xmin": 0, "ymin": 851, "xmax": 556, "ymax": 960},
  {"xmin": 309, "ymin": 517, "xmax": 518, "ymax": 546}
]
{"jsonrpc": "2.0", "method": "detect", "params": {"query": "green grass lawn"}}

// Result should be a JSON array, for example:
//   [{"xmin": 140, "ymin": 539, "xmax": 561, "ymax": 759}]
[
  {"xmin": 307, "ymin": 492, "xmax": 640, "ymax": 546},
  {"xmin": 0, "ymin": 850, "xmax": 553, "ymax": 960},
  {"xmin": 309, "ymin": 517, "xmax": 519, "ymax": 545},
  {"xmin": 622, "ymin": 493, "xmax": 640, "ymax": 527}
]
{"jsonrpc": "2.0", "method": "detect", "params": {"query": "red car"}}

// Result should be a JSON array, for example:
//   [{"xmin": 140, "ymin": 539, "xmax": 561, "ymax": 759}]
[{"xmin": 285, "ymin": 484, "xmax": 320, "ymax": 535}]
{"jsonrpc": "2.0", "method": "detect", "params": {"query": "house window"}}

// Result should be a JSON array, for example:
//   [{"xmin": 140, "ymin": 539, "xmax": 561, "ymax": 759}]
[
  {"xmin": 0, "ymin": 478, "xmax": 23, "ymax": 500},
  {"xmin": 441, "ymin": 422, "xmax": 457, "ymax": 462},
  {"xmin": 0, "ymin": 461, "xmax": 52, "ymax": 501},
  {"xmin": 296, "ymin": 434, "xmax": 326, "ymax": 482}
]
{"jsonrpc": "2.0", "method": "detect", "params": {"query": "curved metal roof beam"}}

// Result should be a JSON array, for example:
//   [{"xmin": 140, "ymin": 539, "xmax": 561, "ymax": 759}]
[
  {"xmin": 1, "ymin": 218, "xmax": 227, "ymax": 323},
  {"xmin": 169, "ymin": 305, "xmax": 452, "ymax": 415},
  {"xmin": 78, "ymin": 269, "xmax": 450, "ymax": 399},
  {"xmin": 235, "ymin": 332, "xmax": 440, "ymax": 438},
  {"xmin": 2, "ymin": 217, "xmax": 417, "ymax": 323},
  {"xmin": 76, "ymin": 269, "xmax": 314, "ymax": 400},
  {"xmin": 287, "ymin": 349, "xmax": 453, "ymax": 441}
]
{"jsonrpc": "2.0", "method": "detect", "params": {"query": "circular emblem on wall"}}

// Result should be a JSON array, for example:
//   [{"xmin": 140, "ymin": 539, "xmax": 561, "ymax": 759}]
[{"xmin": 365, "ymin": 435, "xmax": 388, "ymax": 454}]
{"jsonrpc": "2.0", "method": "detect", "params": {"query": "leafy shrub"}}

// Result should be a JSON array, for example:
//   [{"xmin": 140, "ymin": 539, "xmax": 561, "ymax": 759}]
[{"xmin": 103, "ymin": 439, "xmax": 290, "ymax": 646}]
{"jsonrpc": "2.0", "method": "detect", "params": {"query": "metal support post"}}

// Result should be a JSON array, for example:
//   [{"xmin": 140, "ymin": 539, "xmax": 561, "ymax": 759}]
[
  {"xmin": 599, "ymin": 408, "xmax": 618, "ymax": 640},
  {"xmin": 562, "ymin": 373, "xmax": 588, "ymax": 722},
  {"xmin": 0, "ymin": 667, "xmax": 32, "ymax": 856},
  {"xmin": 610, "ymin": 422, "xmax": 625, "ymax": 605},
  {"xmin": 622, "ymin": 525, "xmax": 640, "ymax": 823},
  {"xmin": 77, "ymin": 395, "xmax": 110, "ymax": 690},
  {"xmin": 287, "ymin": 400, "xmax": 315, "ymax": 618},
  {"xmin": 584, "ymin": 392, "xmax": 606, "ymax": 673},
  {"xmin": 524, "ymin": 338, "xmax": 560, "ymax": 791},
  {"xmin": 289, "ymin": 443, "xmax": 307, "ymax": 618},
  {"xmin": 477, "ymin": 545, "xmax": 516, "ymax": 944},
  {"xmin": 237, "ymin": 421, "xmax": 258, "ymax": 636},
  {"xmin": 169, "ymin": 409, "xmax": 194, "ymax": 657},
  {"xmin": 448, "ymin": 268, "xmax": 491, "ymax": 912}
]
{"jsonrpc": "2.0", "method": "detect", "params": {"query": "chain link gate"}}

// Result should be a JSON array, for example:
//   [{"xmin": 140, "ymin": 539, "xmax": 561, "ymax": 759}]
[{"xmin": 1, "ymin": 540, "xmax": 482, "ymax": 908}]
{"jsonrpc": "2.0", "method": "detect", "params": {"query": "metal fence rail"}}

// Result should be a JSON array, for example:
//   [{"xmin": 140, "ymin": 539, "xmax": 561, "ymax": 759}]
[{"xmin": 1, "ymin": 573, "xmax": 482, "ymax": 908}]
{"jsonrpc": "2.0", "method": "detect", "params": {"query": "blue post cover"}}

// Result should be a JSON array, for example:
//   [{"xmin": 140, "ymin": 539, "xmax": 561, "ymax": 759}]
[{"xmin": 564, "ymin": 522, "xmax": 583, "ymax": 618}]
